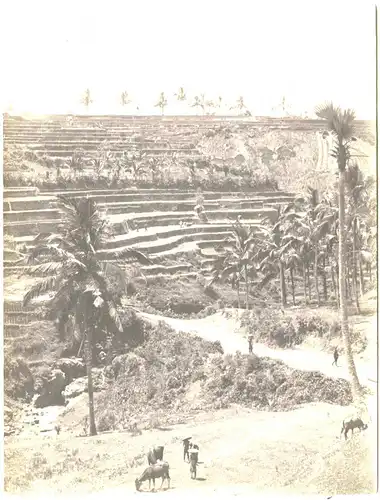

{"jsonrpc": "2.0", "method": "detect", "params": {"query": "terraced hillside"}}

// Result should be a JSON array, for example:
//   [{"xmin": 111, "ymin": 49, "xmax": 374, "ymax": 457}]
[
  {"xmin": 3, "ymin": 114, "xmax": 373, "ymax": 155},
  {"xmin": 3, "ymin": 114, "xmax": 375, "ymax": 334}
]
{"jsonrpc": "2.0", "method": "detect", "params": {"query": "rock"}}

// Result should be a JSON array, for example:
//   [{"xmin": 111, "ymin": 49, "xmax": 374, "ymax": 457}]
[
  {"xmin": 54, "ymin": 358, "xmax": 85, "ymax": 384},
  {"xmin": 34, "ymin": 369, "xmax": 66, "ymax": 408},
  {"xmin": 63, "ymin": 368, "xmax": 105, "ymax": 400},
  {"xmin": 63, "ymin": 378, "xmax": 87, "ymax": 400}
]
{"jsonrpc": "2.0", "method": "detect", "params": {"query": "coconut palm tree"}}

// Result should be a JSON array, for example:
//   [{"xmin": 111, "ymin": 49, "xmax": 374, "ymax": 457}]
[
  {"xmin": 22, "ymin": 196, "xmax": 152, "ymax": 435},
  {"xmin": 81, "ymin": 89, "xmax": 93, "ymax": 111},
  {"xmin": 120, "ymin": 91, "xmax": 132, "ymax": 109},
  {"xmin": 154, "ymin": 92, "xmax": 168, "ymax": 115},
  {"xmin": 174, "ymin": 87, "xmax": 186, "ymax": 101},
  {"xmin": 216, "ymin": 96, "xmax": 223, "ymax": 114},
  {"xmin": 258, "ymin": 203, "xmax": 302, "ymax": 307},
  {"xmin": 213, "ymin": 223, "xmax": 259, "ymax": 309},
  {"xmin": 315, "ymin": 102, "xmax": 361, "ymax": 397},
  {"xmin": 230, "ymin": 96, "xmax": 251, "ymax": 116},
  {"xmin": 191, "ymin": 95, "xmax": 208, "ymax": 116}
]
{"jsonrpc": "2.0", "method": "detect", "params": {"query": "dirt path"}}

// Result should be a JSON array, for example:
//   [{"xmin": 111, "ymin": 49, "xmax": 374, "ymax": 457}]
[
  {"xmin": 6, "ymin": 301, "xmax": 377, "ymax": 497},
  {"xmin": 138, "ymin": 308, "xmax": 377, "ymax": 390}
]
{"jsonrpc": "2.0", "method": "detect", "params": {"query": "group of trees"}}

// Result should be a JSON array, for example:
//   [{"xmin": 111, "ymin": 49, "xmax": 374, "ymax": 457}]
[
  {"xmin": 21, "ymin": 103, "xmax": 374, "ymax": 434},
  {"xmin": 81, "ymin": 87, "xmax": 254, "ymax": 116},
  {"xmin": 208, "ymin": 104, "xmax": 375, "ymax": 398},
  {"xmin": 80, "ymin": 88, "xmax": 314, "ymax": 117},
  {"xmin": 209, "ymin": 173, "xmax": 373, "ymax": 311},
  {"xmin": 53, "ymin": 143, "xmax": 258, "ymax": 188}
]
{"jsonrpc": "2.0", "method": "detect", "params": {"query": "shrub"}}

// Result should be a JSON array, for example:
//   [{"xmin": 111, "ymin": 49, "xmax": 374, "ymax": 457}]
[
  {"xmin": 202, "ymin": 353, "xmax": 352, "ymax": 410},
  {"xmin": 95, "ymin": 321, "xmax": 224, "ymax": 431},
  {"xmin": 4, "ymin": 352, "xmax": 34, "ymax": 401}
]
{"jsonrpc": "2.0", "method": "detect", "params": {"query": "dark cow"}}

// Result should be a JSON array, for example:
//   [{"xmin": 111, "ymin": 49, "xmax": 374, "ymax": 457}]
[
  {"xmin": 135, "ymin": 462, "xmax": 170, "ymax": 491},
  {"xmin": 341, "ymin": 418, "xmax": 368, "ymax": 440},
  {"xmin": 147, "ymin": 445, "xmax": 164, "ymax": 465}
]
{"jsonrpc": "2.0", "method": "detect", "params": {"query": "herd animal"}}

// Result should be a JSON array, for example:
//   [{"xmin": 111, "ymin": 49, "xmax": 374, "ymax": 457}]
[
  {"xmin": 147, "ymin": 445, "xmax": 164, "ymax": 465},
  {"xmin": 134, "ymin": 419, "xmax": 369, "ymax": 491},
  {"xmin": 341, "ymin": 417, "xmax": 368, "ymax": 440},
  {"xmin": 135, "ymin": 439, "xmax": 200, "ymax": 491},
  {"xmin": 135, "ymin": 462, "xmax": 171, "ymax": 492}
]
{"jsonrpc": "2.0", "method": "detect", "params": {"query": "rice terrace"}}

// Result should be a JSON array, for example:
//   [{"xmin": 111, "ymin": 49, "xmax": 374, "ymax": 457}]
[{"xmin": 2, "ymin": 110, "xmax": 377, "ymax": 498}]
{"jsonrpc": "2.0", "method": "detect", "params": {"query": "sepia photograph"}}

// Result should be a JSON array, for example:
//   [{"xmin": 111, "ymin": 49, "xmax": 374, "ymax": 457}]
[{"xmin": 1, "ymin": 1, "xmax": 378, "ymax": 498}]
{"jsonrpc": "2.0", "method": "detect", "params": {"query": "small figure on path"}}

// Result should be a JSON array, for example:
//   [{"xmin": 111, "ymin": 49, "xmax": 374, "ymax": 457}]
[
  {"xmin": 189, "ymin": 446, "xmax": 199, "ymax": 479},
  {"xmin": 183, "ymin": 437, "xmax": 192, "ymax": 462},
  {"xmin": 248, "ymin": 333, "xmax": 253, "ymax": 355},
  {"xmin": 332, "ymin": 347, "xmax": 339, "ymax": 366}
]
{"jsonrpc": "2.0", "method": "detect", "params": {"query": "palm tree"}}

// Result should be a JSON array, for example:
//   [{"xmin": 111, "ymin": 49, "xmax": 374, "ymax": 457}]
[
  {"xmin": 81, "ymin": 89, "xmax": 93, "ymax": 111},
  {"xmin": 191, "ymin": 95, "xmax": 206, "ymax": 115},
  {"xmin": 315, "ymin": 102, "xmax": 361, "ymax": 397},
  {"xmin": 272, "ymin": 95, "xmax": 292, "ymax": 116},
  {"xmin": 230, "ymin": 96, "xmax": 251, "ymax": 116},
  {"xmin": 216, "ymin": 96, "xmax": 223, "ymax": 115},
  {"xmin": 174, "ymin": 87, "xmax": 186, "ymax": 101},
  {"xmin": 22, "ymin": 196, "xmax": 152, "ymax": 435},
  {"xmin": 205, "ymin": 99, "xmax": 216, "ymax": 116},
  {"xmin": 154, "ymin": 92, "xmax": 168, "ymax": 116},
  {"xmin": 258, "ymin": 204, "xmax": 302, "ymax": 307},
  {"xmin": 346, "ymin": 163, "xmax": 369, "ymax": 307},
  {"xmin": 210, "ymin": 222, "xmax": 258, "ymax": 309},
  {"xmin": 120, "ymin": 91, "xmax": 132, "ymax": 109},
  {"xmin": 64, "ymin": 149, "xmax": 88, "ymax": 178}
]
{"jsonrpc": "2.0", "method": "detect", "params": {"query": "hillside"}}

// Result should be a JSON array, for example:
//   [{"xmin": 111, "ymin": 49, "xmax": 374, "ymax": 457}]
[
  {"xmin": 2, "ymin": 114, "xmax": 377, "ymax": 496},
  {"xmin": 4, "ymin": 296, "xmax": 377, "ymax": 496}
]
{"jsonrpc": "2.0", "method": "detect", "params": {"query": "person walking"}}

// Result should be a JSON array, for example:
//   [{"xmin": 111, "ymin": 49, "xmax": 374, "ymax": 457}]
[
  {"xmin": 182, "ymin": 437, "xmax": 192, "ymax": 462},
  {"xmin": 332, "ymin": 347, "xmax": 339, "ymax": 366},
  {"xmin": 189, "ymin": 445, "xmax": 199, "ymax": 479}
]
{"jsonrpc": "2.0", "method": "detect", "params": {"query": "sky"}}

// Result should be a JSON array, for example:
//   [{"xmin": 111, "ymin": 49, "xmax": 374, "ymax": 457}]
[{"xmin": 1, "ymin": 0, "xmax": 377, "ymax": 118}]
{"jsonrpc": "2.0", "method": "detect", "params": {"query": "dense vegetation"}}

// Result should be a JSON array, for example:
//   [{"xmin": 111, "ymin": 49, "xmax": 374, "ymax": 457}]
[
  {"xmin": 208, "ymin": 168, "xmax": 375, "ymax": 311},
  {"xmin": 95, "ymin": 321, "xmax": 352, "ymax": 432},
  {"xmin": 3, "ymin": 106, "xmax": 376, "ymax": 438}
]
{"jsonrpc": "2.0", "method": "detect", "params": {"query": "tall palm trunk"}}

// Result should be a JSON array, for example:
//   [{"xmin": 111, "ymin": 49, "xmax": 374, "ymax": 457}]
[
  {"xmin": 335, "ymin": 262, "xmax": 340, "ymax": 306},
  {"xmin": 322, "ymin": 256, "xmax": 328, "ymax": 302},
  {"xmin": 236, "ymin": 280, "xmax": 241, "ymax": 309},
  {"xmin": 367, "ymin": 262, "xmax": 372, "ymax": 283},
  {"xmin": 314, "ymin": 248, "xmax": 320, "ymax": 306},
  {"xmin": 306, "ymin": 265, "xmax": 311, "ymax": 301},
  {"xmin": 302, "ymin": 263, "xmax": 308, "ymax": 305},
  {"xmin": 244, "ymin": 264, "xmax": 249, "ymax": 310},
  {"xmin": 352, "ymin": 218, "xmax": 360, "ymax": 313},
  {"xmin": 85, "ymin": 326, "xmax": 97, "ymax": 436},
  {"xmin": 331, "ymin": 265, "xmax": 338, "ymax": 308},
  {"xmin": 338, "ymin": 169, "xmax": 361, "ymax": 397},
  {"xmin": 359, "ymin": 256, "xmax": 365, "ymax": 296},
  {"xmin": 279, "ymin": 261, "xmax": 287, "ymax": 307},
  {"xmin": 290, "ymin": 267, "xmax": 296, "ymax": 305}
]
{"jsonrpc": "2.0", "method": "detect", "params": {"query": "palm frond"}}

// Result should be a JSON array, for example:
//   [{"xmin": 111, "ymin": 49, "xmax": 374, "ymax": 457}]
[
  {"xmin": 24, "ymin": 261, "xmax": 65, "ymax": 276},
  {"xmin": 220, "ymin": 265, "xmax": 238, "ymax": 283},
  {"xmin": 259, "ymin": 272, "xmax": 277, "ymax": 288},
  {"xmin": 110, "ymin": 247, "xmax": 153, "ymax": 265},
  {"xmin": 23, "ymin": 276, "xmax": 59, "ymax": 306},
  {"xmin": 107, "ymin": 300, "xmax": 124, "ymax": 332},
  {"xmin": 315, "ymin": 102, "xmax": 356, "ymax": 139},
  {"xmin": 47, "ymin": 279, "xmax": 80, "ymax": 316}
]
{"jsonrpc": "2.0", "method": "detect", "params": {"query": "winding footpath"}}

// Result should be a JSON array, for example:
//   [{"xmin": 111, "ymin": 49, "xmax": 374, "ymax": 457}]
[{"xmin": 138, "ymin": 308, "xmax": 377, "ymax": 391}]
